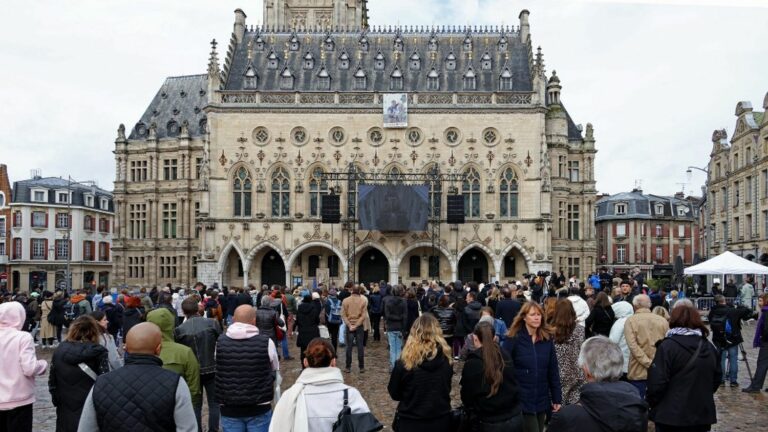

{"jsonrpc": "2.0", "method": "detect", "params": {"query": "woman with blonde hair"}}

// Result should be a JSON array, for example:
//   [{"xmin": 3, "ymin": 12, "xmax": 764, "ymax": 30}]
[
  {"xmin": 387, "ymin": 314, "xmax": 453, "ymax": 432},
  {"xmin": 652, "ymin": 305, "xmax": 670, "ymax": 321},
  {"xmin": 502, "ymin": 302, "xmax": 562, "ymax": 432}
]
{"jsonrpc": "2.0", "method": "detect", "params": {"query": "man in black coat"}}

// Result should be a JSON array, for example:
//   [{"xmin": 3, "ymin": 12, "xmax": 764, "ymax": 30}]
[
  {"xmin": 549, "ymin": 336, "xmax": 648, "ymax": 432},
  {"xmin": 495, "ymin": 288, "xmax": 521, "ymax": 328},
  {"xmin": 708, "ymin": 295, "xmax": 756, "ymax": 387}
]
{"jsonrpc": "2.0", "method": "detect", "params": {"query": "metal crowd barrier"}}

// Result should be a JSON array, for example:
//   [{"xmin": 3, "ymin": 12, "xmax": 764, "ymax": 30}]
[{"xmin": 695, "ymin": 296, "xmax": 757, "ymax": 312}]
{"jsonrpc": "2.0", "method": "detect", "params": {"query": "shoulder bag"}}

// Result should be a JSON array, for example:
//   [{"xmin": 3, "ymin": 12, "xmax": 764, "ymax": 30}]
[{"xmin": 332, "ymin": 388, "xmax": 384, "ymax": 432}]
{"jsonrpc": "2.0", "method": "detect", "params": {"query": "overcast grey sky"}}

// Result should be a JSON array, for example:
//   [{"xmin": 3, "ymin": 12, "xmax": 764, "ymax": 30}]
[{"xmin": 1, "ymin": 0, "xmax": 766, "ymax": 196}]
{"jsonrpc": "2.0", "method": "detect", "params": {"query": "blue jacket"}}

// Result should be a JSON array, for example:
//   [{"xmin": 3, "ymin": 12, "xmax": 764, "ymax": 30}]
[
  {"xmin": 501, "ymin": 329, "xmax": 562, "ymax": 413},
  {"xmin": 588, "ymin": 275, "xmax": 601, "ymax": 289}
]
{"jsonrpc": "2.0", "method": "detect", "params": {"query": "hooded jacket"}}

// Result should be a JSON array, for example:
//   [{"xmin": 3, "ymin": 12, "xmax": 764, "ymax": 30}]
[
  {"xmin": 647, "ymin": 333, "xmax": 721, "ymax": 428},
  {"xmin": 146, "ymin": 308, "xmax": 201, "ymax": 406},
  {"xmin": 609, "ymin": 301, "xmax": 635, "ymax": 374},
  {"xmin": 48, "ymin": 340, "xmax": 109, "ymax": 432},
  {"xmin": 568, "ymin": 295, "xmax": 590, "ymax": 326},
  {"xmin": 548, "ymin": 381, "xmax": 648, "ymax": 432},
  {"xmin": 707, "ymin": 303, "xmax": 754, "ymax": 348},
  {"xmin": 387, "ymin": 349, "xmax": 453, "ymax": 421},
  {"xmin": 0, "ymin": 302, "xmax": 48, "ymax": 410}
]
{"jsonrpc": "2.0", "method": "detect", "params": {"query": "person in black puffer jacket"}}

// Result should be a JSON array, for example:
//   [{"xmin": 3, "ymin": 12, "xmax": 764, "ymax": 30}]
[
  {"xmin": 49, "ymin": 315, "xmax": 109, "ymax": 432},
  {"xmin": 585, "ymin": 292, "xmax": 615, "ymax": 338},
  {"xmin": 461, "ymin": 322, "xmax": 522, "ymax": 432},
  {"xmin": 295, "ymin": 292, "xmax": 321, "ymax": 367},
  {"xmin": 388, "ymin": 314, "xmax": 453, "ymax": 432},
  {"xmin": 431, "ymin": 296, "xmax": 457, "ymax": 349},
  {"xmin": 368, "ymin": 285, "xmax": 384, "ymax": 342},
  {"xmin": 647, "ymin": 304, "xmax": 721, "ymax": 431},
  {"xmin": 549, "ymin": 336, "xmax": 648, "ymax": 432}
]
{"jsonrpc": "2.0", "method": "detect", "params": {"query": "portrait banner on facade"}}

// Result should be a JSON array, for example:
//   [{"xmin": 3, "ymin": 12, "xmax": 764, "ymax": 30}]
[{"xmin": 383, "ymin": 93, "xmax": 408, "ymax": 128}]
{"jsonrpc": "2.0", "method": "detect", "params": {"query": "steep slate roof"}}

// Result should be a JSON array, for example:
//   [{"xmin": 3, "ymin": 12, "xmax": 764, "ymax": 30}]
[
  {"xmin": 129, "ymin": 74, "xmax": 208, "ymax": 140},
  {"xmin": 224, "ymin": 27, "xmax": 533, "ymax": 93},
  {"xmin": 596, "ymin": 191, "xmax": 695, "ymax": 222},
  {"xmin": 12, "ymin": 177, "xmax": 114, "ymax": 211}
]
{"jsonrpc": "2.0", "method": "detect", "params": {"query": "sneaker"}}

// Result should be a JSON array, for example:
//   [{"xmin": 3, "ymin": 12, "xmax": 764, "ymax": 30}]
[
  {"xmin": 453, "ymin": 356, "xmax": 460, "ymax": 361},
  {"xmin": 742, "ymin": 388, "xmax": 760, "ymax": 393}
]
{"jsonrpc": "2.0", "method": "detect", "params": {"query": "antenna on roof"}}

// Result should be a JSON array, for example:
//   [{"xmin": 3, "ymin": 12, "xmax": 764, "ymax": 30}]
[
  {"xmin": 31, "ymin": 169, "xmax": 41, "ymax": 179},
  {"xmin": 633, "ymin": 179, "xmax": 643, "ymax": 192}
]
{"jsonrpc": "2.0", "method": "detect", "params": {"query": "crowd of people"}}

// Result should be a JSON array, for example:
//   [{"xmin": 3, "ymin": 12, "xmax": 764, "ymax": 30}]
[{"xmin": 1, "ymin": 268, "xmax": 767, "ymax": 432}]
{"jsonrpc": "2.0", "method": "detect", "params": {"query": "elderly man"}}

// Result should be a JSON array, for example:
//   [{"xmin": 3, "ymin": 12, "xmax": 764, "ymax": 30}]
[
  {"xmin": 623, "ymin": 294, "xmax": 669, "ymax": 398},
  {"xmin": 549, "ymin": 336, "xmax": 648, "ymax": 432}
]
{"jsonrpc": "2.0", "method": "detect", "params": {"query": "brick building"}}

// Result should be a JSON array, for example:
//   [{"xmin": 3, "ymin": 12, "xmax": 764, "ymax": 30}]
[
  {"xmin": 596, "ymin": 189, "xmax": 701, "ymax": 279},
  {"xmin": 0, "ymin": 164, "xmax": 11, "ymax": 290}
]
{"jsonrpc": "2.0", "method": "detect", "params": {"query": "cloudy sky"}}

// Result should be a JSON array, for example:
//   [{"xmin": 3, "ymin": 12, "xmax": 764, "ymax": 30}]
[{"xmin": 1, "ymin": 0, "xmax": 766, "ymax": 196}]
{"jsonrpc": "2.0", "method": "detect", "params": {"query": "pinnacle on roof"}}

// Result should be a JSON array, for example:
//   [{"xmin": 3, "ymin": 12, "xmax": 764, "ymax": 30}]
[{"xmin": 207, "ymin": 39, "xmax": 220, "ymax": 76}]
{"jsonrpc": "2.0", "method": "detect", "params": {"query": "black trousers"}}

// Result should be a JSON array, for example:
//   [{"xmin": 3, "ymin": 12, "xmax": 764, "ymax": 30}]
[
  {"xmin": 0, "ymin": 404, "xmax": 33, "ymax": 432},
  {"xmin": 345, "ymin": 326, "xmax": 365, "ymax": 369},
  {"xmin": 746, "ymin": 343, "xmax": 768, "ymax": 391},
  {"xmin": 370, "ymin": 313, "xmax": 382, "ymax": 341},
  {"xmin": 326, "ymin": 322, "xmax": 340, "ymax": 352}
]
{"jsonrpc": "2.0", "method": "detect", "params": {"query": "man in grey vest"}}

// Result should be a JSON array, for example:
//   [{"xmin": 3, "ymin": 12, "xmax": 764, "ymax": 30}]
[{"xmin": 78, "ymin": 322, "xmax": 197, "ymax": 431}]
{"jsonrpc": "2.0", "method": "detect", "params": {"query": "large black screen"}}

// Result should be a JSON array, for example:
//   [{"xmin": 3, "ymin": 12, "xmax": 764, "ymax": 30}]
[{"xmin": 358, "ymin": 184, "xmax": 429, "ymax": 231}]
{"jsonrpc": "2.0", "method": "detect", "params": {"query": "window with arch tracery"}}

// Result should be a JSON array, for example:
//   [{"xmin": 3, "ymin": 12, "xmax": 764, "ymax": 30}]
[
  {"xmin": 347, "ymin": 165, "xmax": 364, "ymax": 218},
  {"xmin": 309, "ymin": 167, "xmax": 328, "ymax": 217},
  {"xmin": 271, "ymin": 167, "xmax": 290, "ymax": 217},
  {"xmin": 462, "ymin": 167, "xmax": 481, "ymax": 218},
  {"xmin": 233, "ymin": 167, "xmax": 252, "ymax": 217},
  {"xmin": 426, "ymin": 164, "xmax": 442, "ymax": 218},
  {"xmin": 500, "ymin": 168, "xmax": 519, "ymax": 218},
  {"xmin": 388, "ymin": 166, "xmax": 404, "ymax": 184}
]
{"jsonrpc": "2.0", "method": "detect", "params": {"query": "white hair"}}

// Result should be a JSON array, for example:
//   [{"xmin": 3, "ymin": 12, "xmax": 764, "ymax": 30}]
[
  {"xmin": 632, "ymin": 294, "xmax": 651, "ymax": 310},
  {"xmin": 578, "ymin": 336, "xmax": 624, "ymax": 382},
  {"xmin": 673, "ymin": 298, "xmax": 694, "ymax": 309}
]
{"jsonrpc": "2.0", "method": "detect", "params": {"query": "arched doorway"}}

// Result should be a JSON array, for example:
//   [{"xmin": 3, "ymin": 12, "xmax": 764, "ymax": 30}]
[
  {"xmin": 222, "ymin": 249, "xmax": 243, "ymax": 288},
  {"xmin": 358, "ymin": 248, "xmax": 389, "ymax": 284},
  {"xmin": 458, "ymin": 248, "xmax": 489, "ymax": 284},
  {"xmin": 501, "ymin": 248, "xmax": 528, "ymax": 282},
  {"xmin": 261, "ymin": 249, "xmax": 286, "ymax": 288}
]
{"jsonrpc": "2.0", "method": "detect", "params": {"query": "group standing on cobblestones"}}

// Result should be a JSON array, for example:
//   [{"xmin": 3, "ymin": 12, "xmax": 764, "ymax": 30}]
[{"xmin": 1, "ymin": 269, "xmax": 768, "ymax": 432}]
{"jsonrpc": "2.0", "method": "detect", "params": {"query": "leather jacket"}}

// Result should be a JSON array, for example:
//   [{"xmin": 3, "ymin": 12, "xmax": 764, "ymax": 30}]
[
  {"xmin": 174, "ymin": 316, "xmax": 221, "ymax": 375},
  {"xmin": 432, "ymin": 306, "xmax": 457, "ymax": 337}
]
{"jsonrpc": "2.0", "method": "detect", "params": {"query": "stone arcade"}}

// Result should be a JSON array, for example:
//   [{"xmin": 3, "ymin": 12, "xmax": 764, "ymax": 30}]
[{"xmin": 112, "ymin": 1, "xmax": 597, "ymax": 289}]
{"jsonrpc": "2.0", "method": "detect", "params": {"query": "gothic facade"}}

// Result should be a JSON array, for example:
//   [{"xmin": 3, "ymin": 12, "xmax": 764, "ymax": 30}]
[{"xmin": 112, "ymin": 3, "xmax": 597, "ymax": 289}]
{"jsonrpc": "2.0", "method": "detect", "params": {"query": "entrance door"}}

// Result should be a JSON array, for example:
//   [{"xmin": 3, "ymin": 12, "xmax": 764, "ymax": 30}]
[
  {"xmin": 458, "ymin": 248, "xmax": 488, "ymax": 284},
  {"xmin": 358, "ymin": 249, "xmax": 389, "ymax": 284},
  {"xmin": 29, "ymin": 271, "xmax": 47, "ymax": 291},
  {"xmin": 261, "ymin": 250, "xmax": 286, "ymax": 288}
]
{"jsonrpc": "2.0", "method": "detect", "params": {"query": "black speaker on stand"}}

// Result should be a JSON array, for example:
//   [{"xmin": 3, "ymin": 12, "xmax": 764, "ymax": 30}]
[
  {"xmin": 321, "ymin": 194, "xmax": 341, "ymax": 224},
  {"xmin": 446, "ymin": 195, "xmax": 465, "ymax": 224}
]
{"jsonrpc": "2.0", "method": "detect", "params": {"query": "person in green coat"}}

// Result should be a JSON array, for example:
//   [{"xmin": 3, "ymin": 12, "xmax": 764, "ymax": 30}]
[{"xmin": 147, "ymin": 308, "xmax": 201, "ymax": 407}]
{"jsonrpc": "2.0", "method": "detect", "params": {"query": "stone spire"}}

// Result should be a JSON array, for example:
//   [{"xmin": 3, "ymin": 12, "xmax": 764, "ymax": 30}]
[
  {"xmin": 547, "ymin": 70, "xmax": 561, "ymax": 105},
  {"xmin": 207, "ymin": 39, "xmax": 222, "ymax": 97}
]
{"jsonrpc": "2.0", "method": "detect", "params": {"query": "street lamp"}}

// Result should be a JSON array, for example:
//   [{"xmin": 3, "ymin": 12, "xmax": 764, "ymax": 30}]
[
  {"xmin": 687, "ymin": 165, "xmax": 712, "ymax": 293},
  {"xmin": 65, "ymin": 176, "xmax": 97, "ymax": 294}
]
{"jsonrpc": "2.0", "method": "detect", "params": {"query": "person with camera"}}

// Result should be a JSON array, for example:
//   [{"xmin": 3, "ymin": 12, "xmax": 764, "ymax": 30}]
[{"xmin": 708, "ymin": 295, "xmax": 755, "ymax": 387}]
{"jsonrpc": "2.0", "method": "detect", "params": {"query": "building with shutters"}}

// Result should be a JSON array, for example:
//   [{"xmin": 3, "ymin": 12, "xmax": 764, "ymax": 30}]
[
  {"xmin": 0, "ymin": 165, "xmax": 11, "ymax": 290},
  {"xmin": 113, "ymin": 1, "xmax": 597, "ymax": 289},
  {"xmin": 8, "ymin": 175, "xmax": 114, "ymax": 292}
]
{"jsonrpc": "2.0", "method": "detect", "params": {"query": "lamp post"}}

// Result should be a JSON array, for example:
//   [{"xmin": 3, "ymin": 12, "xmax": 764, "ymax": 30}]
[
  {"xmin": 687, "ymin": 165, "xmax": 711, "ymax": 293},
  {"xmin": 65, "ymin": 176, "xmax": 97, "ymax": 294}
]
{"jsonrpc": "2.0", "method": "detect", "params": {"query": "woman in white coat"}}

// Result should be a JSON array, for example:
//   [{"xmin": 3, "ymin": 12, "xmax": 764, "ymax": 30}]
[
  {"xmin": 608, "ymin": 300, "xmax": 635, "ymax": 380},
  {"xmin": 270, "ymin": 338, "xmax": 371, "ymax": 432}
]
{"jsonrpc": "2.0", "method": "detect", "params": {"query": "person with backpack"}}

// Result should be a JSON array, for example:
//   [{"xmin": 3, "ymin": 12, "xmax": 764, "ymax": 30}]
[
  {"xmin": 708, "ymin": 295, "xmax": 756, "ymax": 387},
  {"xmin": 325, "ymin": 288, "xmax": 344, "ymax": 352},
  {"xmin": 68, "ymin": 290, "xmax": 93, "ymax": 323}
]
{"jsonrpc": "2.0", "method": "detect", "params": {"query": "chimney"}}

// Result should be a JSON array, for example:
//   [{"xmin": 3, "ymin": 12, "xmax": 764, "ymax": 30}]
[
  {"xmin": 519, "ymin": 10, "xmax": 530, "ymax": 42},
  {"xmin": 674, "ymin": 192, "xmax": 685, "ymax": 199},
  {"xmin": 234, "ymin": 9, "xmax": 247, "ymax": 44}
]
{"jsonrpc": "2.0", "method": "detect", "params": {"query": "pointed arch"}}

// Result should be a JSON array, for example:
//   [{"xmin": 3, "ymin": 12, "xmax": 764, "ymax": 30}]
[
  {"xmin": 306, "ymin": 163, "xmax": 329, "ymax": 217},
  {"xmin": 461, "ymin": 165, "xmax": 482, "ymax": 218},
  {"xmin": 243, "ymin": 241, "xmax": 287, "ymax": 270},
  {"xmin": 231, "ymin": 164, "xmax": 253, "ymax": 217},
  {"xmin": 217, "ymin": 240, "xmax": 247, "ymax": 276},
  {"xmin": 457, "ymin": 242, "xmax": 496, "ymax": 266},
  {"xmin": 496, "ymin": 242, "xmax": 534, "ymax": 275},
  {"xmin": 499, "ymin": 165, "xmax": 520, "ymax": 218},
  {"xmin": 355, "ymin": 242, "xmax": 395, "ymax": 267},
  {"xmin": 285, "ymin": 241, "xmax": 348, "ymax": 277},
  {"xmin": 268, "ymin": 164, "xmax": 291, "ymax": 218}
]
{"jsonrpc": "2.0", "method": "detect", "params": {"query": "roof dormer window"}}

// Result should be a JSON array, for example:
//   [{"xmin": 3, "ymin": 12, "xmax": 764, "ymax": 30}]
[
  {"xmin": 338, "ymin": 51, "xmax": 350, "ymax": 70},
  {"xmin": 481, "ymin": 52, "xmax": 492, "ymax": 70},
  {"xmin": 500, "ymin": 68, "xmax": 513, "ymax": 91},
  {"xmin": 463, "ymin": 35, "xmax": 472, "ymax": 51},
  {"xmin": 374, "ymin": 51, "xmax": 386, "ymax": 71},
  {"xmin": 409, "ymin": 51, "xmax": 421, "ymax": 71},
  {"xmin": 498, "ymin": 36, "xmax": 508, "ymax": 51},
  {"xmin": 84, "ymin": 194, "xmax": 94, "ymax": 207},
  {"xmin": 255, "ymin": 35, "xmax": 265, "ymax": 50},
  {"xmin": 243, "ymin": 65, "xmax": 258, "ymax": 89},
  {"xmin": 32, "ymin": 189, "xmax": 47, "ymax": 203},
  {"xmin": 289, "ymin": 33, "xmax": 300, "ymax": 51},
  {"xmin": 615, "ymin": 203, "xmax": 627, "ymax": 215},
  {"xmin": 100, "ymin": 198, "xmax": 109, "ymax": 210},
  {"xmin": 359, "ymin": 35, "xmax": 369, "ymax": 52},
  {"xmin": 280, "ymin": 67, "xmax": 294, "ymax": 90},
  {"xmin": 427, "ymin": 68, "xmax": 439, "ymax": 91},
  {"xmin": 463, "ymin": 67, "xmax": 476, "ymax": 90},
  {"xmin": 354, "ymin": 67, "xmax": 367, "ymax": 90},
  {"xmin": 655, "ymin": 203, "xmax": 664, "ymax": 215},
  {"xmin": 324, "ymin": 34, "xmax": 335, "ymax": 51},
  {"xmin": 390, "ymin": 67, "xmax": 403, "ymax": 91},
  {"xmin": 393, "ymin": 36, "xmax": 403, "ymax": 52},
  {"xmin": 428, "ymin": 36, "xmax": 438, "ymax": 52},
  {"xmin": 303, "ymin": 52, "xmax": 315, "ymax": 70},
  {"xmin": 445, "ymin": 52, "xmax": 456, "ymax": 71},
  {"xmin": 56, "ymin": 191, "xmax": 70, "ymax": 204},
  {"xmin": 316, "ymin": 67, "xmax": 331, "ymax": 91},
  {"xmin": 267, "ymin": 51, "xmax": 279, "ymax": 70}
]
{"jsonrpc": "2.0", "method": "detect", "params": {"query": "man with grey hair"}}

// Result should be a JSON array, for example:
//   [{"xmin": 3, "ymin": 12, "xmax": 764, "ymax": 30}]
[
  {"xmin": 623, "ymin": 294, "xmax": 668, "ymax": 398},
  {"xmin": 549, "ymin": 336, "xmax": 648, "ymax": 432}
]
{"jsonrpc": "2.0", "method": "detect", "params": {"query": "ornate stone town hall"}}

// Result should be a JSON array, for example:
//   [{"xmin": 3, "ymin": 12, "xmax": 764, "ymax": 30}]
[{"xmin": 112, "ymin": 1, "xmax": 597, "ymax": 289}]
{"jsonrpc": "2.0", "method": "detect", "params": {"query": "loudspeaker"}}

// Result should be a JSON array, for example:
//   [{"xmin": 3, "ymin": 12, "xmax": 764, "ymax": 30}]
[
  {"xmin": 321, "ymin": 194, "xmax": 341, "ymax": 224},
  {"xmin": 446, "ymin": 195, "xmax": 465, "ymax": 224}
]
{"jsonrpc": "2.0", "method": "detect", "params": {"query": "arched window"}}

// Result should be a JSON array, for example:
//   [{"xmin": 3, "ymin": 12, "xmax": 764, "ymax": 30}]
[
  {"xmin": 309, "ymin": 167, "xmax": 328, "ymax": 217},
  {"xmin": 500, "ymin": 168, "xmax": 519, "ymax": 218},
  {"xmin": 388, "ymin": 166, "xmax": 404, "ymax": 184},
  {"xmin": 462, "ymin": 167, "xmax": 481, "ymax": 218},
  {"xmin": 347, "ymin": 165, "xmax": 364, "ymax": 218},
  {"xmin": 426, "ymin": 164, "xmax": 441, "ymax": 218},
  {"xmin": 233, "ymin": 167, "xmax": 252, "ymax": 217},
  {"xmin": 271, "ymin": 167, "xmax": 290, "ymax": 217}
]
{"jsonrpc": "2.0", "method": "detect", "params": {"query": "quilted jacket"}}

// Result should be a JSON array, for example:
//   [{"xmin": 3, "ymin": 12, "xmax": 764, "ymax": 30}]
[{"xmin": 502, "ymin": 329, "xmax": 562, "ymax": 414}]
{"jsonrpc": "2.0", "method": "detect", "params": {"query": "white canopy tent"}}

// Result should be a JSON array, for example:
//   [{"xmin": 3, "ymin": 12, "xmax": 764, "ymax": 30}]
[{"xmin": 684, "ymin": 251, "xmax": 768, "ymax": 275}]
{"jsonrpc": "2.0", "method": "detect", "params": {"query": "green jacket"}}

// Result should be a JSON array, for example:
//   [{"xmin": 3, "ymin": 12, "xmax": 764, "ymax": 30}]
[{"xmin": 147, "ymin": 308, "xmax": 201, "ymax": 406}]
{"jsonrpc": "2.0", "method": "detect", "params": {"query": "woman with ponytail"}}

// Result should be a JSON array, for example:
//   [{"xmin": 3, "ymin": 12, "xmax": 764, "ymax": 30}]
[{"xmin": 461, "ymin": 321, "xmax": 523, "ymax": 432}]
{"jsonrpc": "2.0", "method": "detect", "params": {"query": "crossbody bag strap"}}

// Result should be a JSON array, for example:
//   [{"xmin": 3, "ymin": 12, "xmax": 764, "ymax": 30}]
[
  {"xmin": 680, "ymin": 339, "xmax": 704, "ymax": 374},
  {"xmin": 343, "ymin": 388, "xmax": 349, "ymax": 407},
  {"xmin": 78, "ymin": 363, "xmax": 98, "ymax": 381}
]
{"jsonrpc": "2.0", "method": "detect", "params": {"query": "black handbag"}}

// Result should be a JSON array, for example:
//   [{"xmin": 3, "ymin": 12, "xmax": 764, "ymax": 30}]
[{"xmin": 332, "ymin": 388, "xmax": 384, "ymax": 432}]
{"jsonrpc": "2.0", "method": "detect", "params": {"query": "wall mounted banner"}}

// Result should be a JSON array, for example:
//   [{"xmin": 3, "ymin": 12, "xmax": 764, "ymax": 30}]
[{"xmin": 383, "ymin": 93, "xmax": 408, "ymax": 128}]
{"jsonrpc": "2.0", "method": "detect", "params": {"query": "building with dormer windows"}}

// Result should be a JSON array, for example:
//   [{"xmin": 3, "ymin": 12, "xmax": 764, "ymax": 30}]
[{"xmin": 113, "ymin": 2, "xmax": 597, "ymax": 289}]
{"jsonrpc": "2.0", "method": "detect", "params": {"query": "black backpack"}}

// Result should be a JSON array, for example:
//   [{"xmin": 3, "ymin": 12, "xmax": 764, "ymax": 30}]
[{"xmin": 710, "ymin": 312, "xmax": 734, "ymax": 346}]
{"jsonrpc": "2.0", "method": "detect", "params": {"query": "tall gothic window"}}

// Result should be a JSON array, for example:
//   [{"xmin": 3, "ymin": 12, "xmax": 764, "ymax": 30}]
[
  {"xmin": 233, "ymin": 167, "xmax": 252, "ymax": 217},
  {"xmin": 499, "ymin": 168, "xmax": 519, "ymax": 218},
  {"xmin": 271, "ymin": 167, "xmax": 290, "ymax": 217},
  {"xmin": 462, "ymin": 167, "xmax": 481, "ymax": 218},
  {"xmin": 347, "ymin": 165, "xmax": 364, "ymax": 218},
  {"xmin": 426, "ymin": 164, "xmax": 442, "ymax": 218},
  {"xmin": 309, "ymin": 167, "xmax": 328, "ymax": 217}
]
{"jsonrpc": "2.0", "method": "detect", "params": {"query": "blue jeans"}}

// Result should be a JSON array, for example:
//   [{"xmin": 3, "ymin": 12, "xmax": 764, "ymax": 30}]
[
  {"xmin": 221, "ymin": 410, "xmax": 272, "ymax": 432},
  {"xmin": 629, "ymin": 380, "xmax": 647, "ymax": 399},
  {"xmin": 720, "ymin": 345, "xmax": 739, "ymax": 384},
  {"xmin": 387, "ymin": 331, "xmax": 403, "ymax": 369},
  {"xmin": 193, "ymin": 373, "xmax": 219, "ymax": 432},
  {"xmin": 281, "ymin": 336, "xmax": 290, "ymax": 358}
]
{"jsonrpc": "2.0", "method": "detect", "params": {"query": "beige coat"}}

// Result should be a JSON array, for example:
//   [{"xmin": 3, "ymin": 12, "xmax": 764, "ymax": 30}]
[
  {"xmin": 40, "ymin": 300, "xmax": 56, "ymax": 339},
  {"xmin": 623, "ymin": 308, "xmax": 669, "ymax": 380}
]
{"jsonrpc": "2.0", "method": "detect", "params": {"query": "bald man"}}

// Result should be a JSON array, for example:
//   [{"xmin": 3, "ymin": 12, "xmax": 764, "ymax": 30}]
[
  {"xmin": 78, "ymin": 322, "xmax": 197, "ymax": 432},
  {"xmin": 216, "ymin": 305, "xmax": 279, "ymax": 431}
]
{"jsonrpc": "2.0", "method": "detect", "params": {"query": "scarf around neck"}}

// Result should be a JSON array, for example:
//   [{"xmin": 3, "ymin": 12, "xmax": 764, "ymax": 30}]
[
  {"xmin": 667, "ymin": 327, "xmax": 702, "ymax": 337},
  {"xmin": 269, "ymin": 366, "xmax": 345, "ymax": 432}
]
